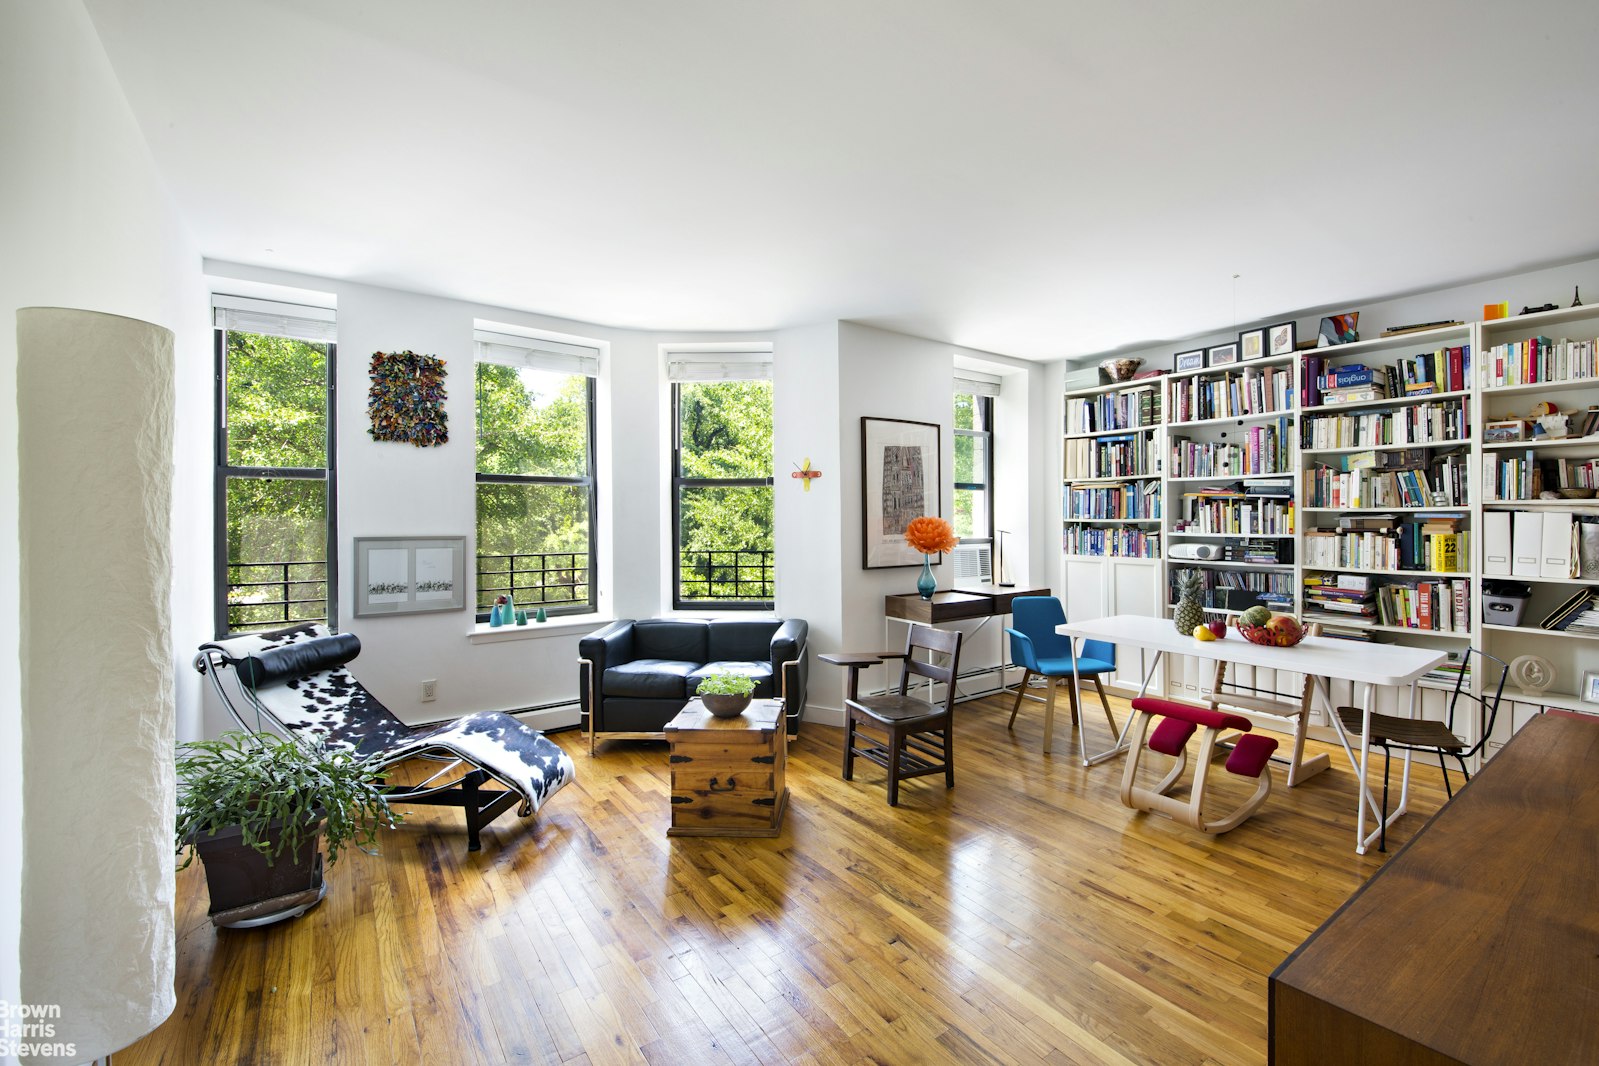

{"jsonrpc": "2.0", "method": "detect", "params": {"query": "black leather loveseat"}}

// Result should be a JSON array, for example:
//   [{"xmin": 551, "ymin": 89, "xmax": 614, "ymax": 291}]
[{"xmin": 579, "ymin": 618, "xmax": 808, "ymax": 749}]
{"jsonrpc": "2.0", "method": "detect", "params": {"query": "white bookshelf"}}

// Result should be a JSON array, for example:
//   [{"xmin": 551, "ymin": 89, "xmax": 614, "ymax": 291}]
[
  {"xmin": 1062, "ymin": 305, "xmax": 1599, "ymax": 751},
  {"xmin": 1473, "ymin": 303, "xmax": 1599, "ymax": 745}
]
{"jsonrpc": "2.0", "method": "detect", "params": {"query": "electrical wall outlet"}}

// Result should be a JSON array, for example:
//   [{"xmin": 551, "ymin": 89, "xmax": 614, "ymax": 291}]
[{"xmin": 421, "ymin": 679, "xmax": 437, "ymax": 702}]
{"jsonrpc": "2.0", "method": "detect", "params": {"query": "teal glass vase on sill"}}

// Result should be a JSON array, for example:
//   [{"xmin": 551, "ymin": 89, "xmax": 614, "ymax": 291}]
[{"xmin": 917, "ymin": 555, "xmax": 936, "ymax": 600}]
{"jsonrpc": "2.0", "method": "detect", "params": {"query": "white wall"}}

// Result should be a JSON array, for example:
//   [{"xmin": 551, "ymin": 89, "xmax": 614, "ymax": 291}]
[
  {"xmin": 0, "ymin": 1, "xmax": 207, "ymax": 1058},
  {"xmin": 204, "ymin": 261, "xmax": 788, "ymax": 731},
  {"xmin": 831, "ymin": 323, "xmax": 959, "ymax": 707},
  {"xmin": 1087, "ymin": 257, "xmax": 1599, "ymax": 373},
  {"xmin": 773, "ymin": 322, "xmax": 845, "ymax": 711}
]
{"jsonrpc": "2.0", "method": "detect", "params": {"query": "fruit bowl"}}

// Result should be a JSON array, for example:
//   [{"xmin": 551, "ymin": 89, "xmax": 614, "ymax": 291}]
[{"xmin": 1236, "ymin": 618, "xmax": 1306, "ymax": 648}]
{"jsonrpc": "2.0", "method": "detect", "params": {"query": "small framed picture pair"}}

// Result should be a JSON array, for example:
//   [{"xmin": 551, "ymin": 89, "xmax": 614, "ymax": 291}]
[
  {"xmin": 1268, "ymin": 321, "xmax": 1297, "ymax": 357},
  {"xmin": 1207, "ymin": 342, "xmax": 1239, "ymax": 367},
  {"xmin": 1239, "ymin": 328, "xmax": 1267, "ymax": 361}
]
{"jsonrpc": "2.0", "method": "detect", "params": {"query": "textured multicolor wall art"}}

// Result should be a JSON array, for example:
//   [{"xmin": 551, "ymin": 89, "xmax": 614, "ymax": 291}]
[{"xmin": 368, "ymin": 350, "xmax": 448, "ymax": 446}]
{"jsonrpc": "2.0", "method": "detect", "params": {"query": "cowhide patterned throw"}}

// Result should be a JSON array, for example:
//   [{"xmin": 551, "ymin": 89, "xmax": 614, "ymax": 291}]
[{"xmin": 200, "ymin": 623, "xmax": 574, "ymax": 817}]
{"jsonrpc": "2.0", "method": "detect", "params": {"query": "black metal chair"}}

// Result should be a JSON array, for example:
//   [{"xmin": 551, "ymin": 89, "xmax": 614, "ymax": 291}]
[
  {"xmin": 1336, "ymin": 648, "xmax": 1509, "ymax": 851},
  {"xmin": 840, "ymin": 625, "xmax": 963, "ymax": 807}
]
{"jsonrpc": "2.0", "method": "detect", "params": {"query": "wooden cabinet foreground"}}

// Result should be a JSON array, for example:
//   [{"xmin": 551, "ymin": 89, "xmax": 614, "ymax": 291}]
[
  {"xmin": 1270, "ymin": 713, "xmax": 1599, "ymax": 1065},
  {"xmin": 665, "ymin": 698, "xmax": 788, "ymax": 838}
]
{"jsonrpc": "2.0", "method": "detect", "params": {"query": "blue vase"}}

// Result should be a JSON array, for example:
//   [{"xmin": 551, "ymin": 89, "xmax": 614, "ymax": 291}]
[
  {"xmin": 917, "ymin": 555, "xmax": 936, "ymax": 600},
  {"xmin": 489, "ymin": 603, "xmax": 504, "ymax": 626}
]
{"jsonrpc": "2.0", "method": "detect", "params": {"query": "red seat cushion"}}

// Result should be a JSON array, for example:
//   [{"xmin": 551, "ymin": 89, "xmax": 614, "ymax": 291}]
[
  {"xmin": 1225, "ymin": 733, "xmax": 1279, "ymax": 778},
  {"xmin": 1148, "ymin": 717, "xmax": 1197, "ymax": 756},
  {"xmin": 1132, "ymin": 696, "xmax": 1252, "ymax": 733}
]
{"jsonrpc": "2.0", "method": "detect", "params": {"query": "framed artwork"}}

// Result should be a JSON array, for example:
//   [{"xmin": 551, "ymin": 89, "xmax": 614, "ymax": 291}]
[
  {"xmin": 1174, "ymin": 349, "xmax": 1205, "ymax": 372},
  {"xmin": 1318, "ymin": 312, "xmax": 1360, "ymax": 346},
  {"xmin": 354, "ymin": 536, "xmax": 467, "ymax": 615},
  {"xmin": 1268, "ymin": 321, "xmax": 1297, "ymax": 357},
  {"xmin": 1207, "ymin": 342, "xmax": 1239, "ymax": 367},
  {"xmin": 1584, "ymin": 671, "xmax": 1599, "ymax": 704},
  {"xmin": 861, "ymin": 417, "xmax": 942, "ymax": 569},
  {"xmin": 1239, "ymin": 328, "xmax": 1267, "ymax": 362}
]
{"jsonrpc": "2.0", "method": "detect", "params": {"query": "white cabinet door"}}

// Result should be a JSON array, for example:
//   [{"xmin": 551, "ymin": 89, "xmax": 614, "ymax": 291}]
[
  {"xmin": 1105, "ymin": 559, "xmax": 1160, "ymax": 691},
  {"xmin": 1063, "ymin": 557, "xmax": 1107, "ymax": 627}
]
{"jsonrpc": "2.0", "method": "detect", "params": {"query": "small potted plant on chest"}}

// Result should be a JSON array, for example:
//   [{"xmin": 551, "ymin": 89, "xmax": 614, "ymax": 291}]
[
  {"xmin": 696, "ymin": 672, "xmax": 756, "ymax": 718},
  {"xmin": 175, "ymin": 730, "xmax": 398, "ymax": 929}
]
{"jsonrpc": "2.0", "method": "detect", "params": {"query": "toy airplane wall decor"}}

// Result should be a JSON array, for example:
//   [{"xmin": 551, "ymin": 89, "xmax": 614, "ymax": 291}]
[{"xmin": 791, "ymin": 458, "xmax": 822, "ymax": 491}]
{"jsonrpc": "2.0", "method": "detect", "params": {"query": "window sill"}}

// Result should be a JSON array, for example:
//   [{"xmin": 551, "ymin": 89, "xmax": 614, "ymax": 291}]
[{"xmin": 467, "ymin": 616, "xmax": 612, "ymax": 644}]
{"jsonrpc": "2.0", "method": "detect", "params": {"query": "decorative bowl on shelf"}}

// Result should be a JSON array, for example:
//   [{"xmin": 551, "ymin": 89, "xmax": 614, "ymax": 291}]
[
  {"xmin": 1099, "ymin": 357, "xmax": 1143, "ymax": 382},
  {"xmin": 1236, "ymin": 618, "xmax": 1306, "ymax": 648},
  {"xmin": 1557, "ymin": 487, "xmax": 1597, "ymax": 499}
]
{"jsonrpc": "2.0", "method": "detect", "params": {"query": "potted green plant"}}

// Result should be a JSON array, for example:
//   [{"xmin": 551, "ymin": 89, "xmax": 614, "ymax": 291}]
[
  {"xmin": 175, "ymin": 731, "xmax": 397, "ymax": 928},
  {"xmin": 696, "ymin": 673, "xmax": 756, "ymax": 718}
]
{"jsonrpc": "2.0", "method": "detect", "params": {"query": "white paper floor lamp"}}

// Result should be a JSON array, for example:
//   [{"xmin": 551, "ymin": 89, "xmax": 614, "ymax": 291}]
[{"xmin": 17, "ymin": 308, "xmax": 177, "ymax": 1062}]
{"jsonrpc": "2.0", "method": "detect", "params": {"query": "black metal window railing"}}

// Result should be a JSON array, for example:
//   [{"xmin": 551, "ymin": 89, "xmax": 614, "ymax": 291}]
[
  {"xmin": 476, "ymin": 551, "xmax": 591, "ymax": 610},
  {"xmin": 678, "ymin": 548, "xmax": 774, "ymax": 603},
  {"xmin": 225, "ymin": 560, "xmax": 330, "ymax": 632}
]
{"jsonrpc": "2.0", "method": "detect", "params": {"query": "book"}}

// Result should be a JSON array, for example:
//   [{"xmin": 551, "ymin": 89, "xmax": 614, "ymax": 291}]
[{"xmin": 1541, "ymin": 587, "xmax": 1594, "ymax": 631}]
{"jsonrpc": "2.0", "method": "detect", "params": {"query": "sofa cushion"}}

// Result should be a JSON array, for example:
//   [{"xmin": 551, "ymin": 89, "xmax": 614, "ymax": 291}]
[
  {"xmin": 603, "ymin": 659, "xmax": 699, "ymax": 699},
  {"xmin": 706, "ymin": 619, "xmax": 778, "ymax": 663},
  {"xmin": 633, "ymin": 619, "xmax": 709, "ymax": 663},
  {"xmin": 687, "ymin": 660, "xmax": 775, "ymax": 699}
]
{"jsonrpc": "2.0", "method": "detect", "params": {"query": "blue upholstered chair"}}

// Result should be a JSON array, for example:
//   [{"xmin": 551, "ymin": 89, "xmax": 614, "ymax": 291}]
[{"xmin": 1004, "ymin": 596, "xmax": 1119, "ymax": 755}]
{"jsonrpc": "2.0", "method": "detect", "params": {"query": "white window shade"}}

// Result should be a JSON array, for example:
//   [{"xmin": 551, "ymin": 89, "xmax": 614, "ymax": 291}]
[
  {"xmin": 474, "ymin": 330, "xmax": 600, "ymax": 377},
  {"xmin": 954, "ymin": 371, "xmax": 1002, "ymax": 397},
  {"xmin": 212, "ymin": 294, "xmax": 337, "ymax": 343},
  {"xmin": 667, "ymin": 353, "xmax": 773, "ymax": 382}
]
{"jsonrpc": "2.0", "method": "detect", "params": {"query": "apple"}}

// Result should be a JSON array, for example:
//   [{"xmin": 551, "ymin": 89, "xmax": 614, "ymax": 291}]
[{"xmin": 1206, "ymin": 619, "xmax": 1227, "ymax": 639}]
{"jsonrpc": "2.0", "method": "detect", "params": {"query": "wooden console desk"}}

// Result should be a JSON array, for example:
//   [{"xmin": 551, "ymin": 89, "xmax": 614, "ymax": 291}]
[
  {"xmin": 882, "ymin": 584, "xmax": 1049, "ymax": 624},
  {"xmin": 882, "ymin": 585, "xmax": 1049, "ymax": 701},
  {"xmin": 1270, "ymin": 712, "xmax": 1599, "ymax": 1065}
]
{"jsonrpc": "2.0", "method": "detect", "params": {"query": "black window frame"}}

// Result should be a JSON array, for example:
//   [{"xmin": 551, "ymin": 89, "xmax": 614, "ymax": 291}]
[
  {"xmin": 671, "ymin": 381, "xmax": 775, "ymax": 611},
  {"xmin": 473, "ymin": 370, "xmax": 599, "ymax": 621},
  {"xmin": 955, "ymin": 392, "xmax": 995, "ymax": 543},
  {"xmin": 213, "ymin": 327, "xmax": 338, "ymax": 639}
]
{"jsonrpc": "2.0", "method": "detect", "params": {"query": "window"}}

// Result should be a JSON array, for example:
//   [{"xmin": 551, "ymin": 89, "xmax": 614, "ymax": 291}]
[
  {"xmin": 474, "ymin": 331, "xmax": 598, "ymax": 618},
  {"xmin": 954, "ymin": 383, "xmax": 996, "ymax": 541},
  {"xmin": 670, "ymin": 353, "xmax": 774, "ymax": 609},
  {"xmin": 213, "ymin": 297, "xmax": 337, "ymax": 636}
]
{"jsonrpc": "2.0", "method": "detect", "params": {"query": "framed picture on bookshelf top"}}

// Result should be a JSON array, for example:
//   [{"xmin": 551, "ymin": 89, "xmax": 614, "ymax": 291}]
[
  {"xmin": 1583, "ymin": 670, "xmax": 1599, "ymax": 705},
  {"xmin": 1206, "ymin": 342, "xmax": 1239, "ymax": 367},
  {"xmin": 1268, "ymin": 321, "xmax": 1297, "ymax": 356},
  {"xmin": 1239, "ymin": 328, "xmax": 1266, "ymax": 362},
  {"xmin": 1175, "ymin": 349, "xmax": 1205, "ymax": 372}
]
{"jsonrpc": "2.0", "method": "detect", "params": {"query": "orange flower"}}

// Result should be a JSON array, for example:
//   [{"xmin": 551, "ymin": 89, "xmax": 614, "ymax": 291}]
[{"xmin": 904, "ymin": 516, "xmax": 959, "ymax": 555}]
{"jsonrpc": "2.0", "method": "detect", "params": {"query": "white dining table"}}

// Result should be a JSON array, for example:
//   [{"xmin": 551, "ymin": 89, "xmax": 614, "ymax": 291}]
[{"xmin": 1056, "ymin": 614, "xmax": 1446, "ymax": 854}]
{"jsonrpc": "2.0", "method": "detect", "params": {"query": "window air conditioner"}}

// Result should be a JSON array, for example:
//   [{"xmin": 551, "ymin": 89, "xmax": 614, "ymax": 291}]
[{"xmin": 952, "ymin": 542, "xmax": 992, "ymax": 583}]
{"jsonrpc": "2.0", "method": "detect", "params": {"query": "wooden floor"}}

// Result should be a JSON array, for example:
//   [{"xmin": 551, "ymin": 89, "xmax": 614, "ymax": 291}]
[{"xmin": 123, "ymin": 692, "xmax": 1451, "ymax": 1065}]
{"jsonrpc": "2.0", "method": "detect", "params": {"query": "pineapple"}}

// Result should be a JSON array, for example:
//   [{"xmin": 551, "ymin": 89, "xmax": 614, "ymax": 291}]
[{"xmin": 1173, "ymin": 569, "xmax": 1205, "ymax": 634}]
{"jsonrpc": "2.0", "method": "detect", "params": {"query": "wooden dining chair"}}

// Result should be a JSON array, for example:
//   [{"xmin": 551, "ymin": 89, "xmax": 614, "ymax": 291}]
[{"xmin": 840, "ymin": 625, "xmax": 963, "ymax": 807}]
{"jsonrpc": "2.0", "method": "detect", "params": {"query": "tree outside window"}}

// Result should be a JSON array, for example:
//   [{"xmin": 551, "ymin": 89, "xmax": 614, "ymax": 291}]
[
  {"xmin": 673, "ymin": 380, "xmax": 774, "ymax": 607},
  {"xmin": 954, "ymin": 391, "xmax": 994, "ymax": 540},
  {"xmin": 215, "ymin": 326, "xmax": 336, "ymax": 636},
  {"xmin": 475, "ymin": 361, "xmax": 596, "ymax": 616}
]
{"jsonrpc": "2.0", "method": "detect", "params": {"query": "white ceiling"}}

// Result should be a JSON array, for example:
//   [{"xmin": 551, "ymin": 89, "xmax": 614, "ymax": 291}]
[{"xmin": 85, "ymin": 0, "xmax": 1599, "ymax": 361}]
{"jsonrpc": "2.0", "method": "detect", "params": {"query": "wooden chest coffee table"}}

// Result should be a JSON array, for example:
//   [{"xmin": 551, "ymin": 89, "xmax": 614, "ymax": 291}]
[{"xmin": 664, "ymin": 697, "xmax": 788, "ymax": 838}]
